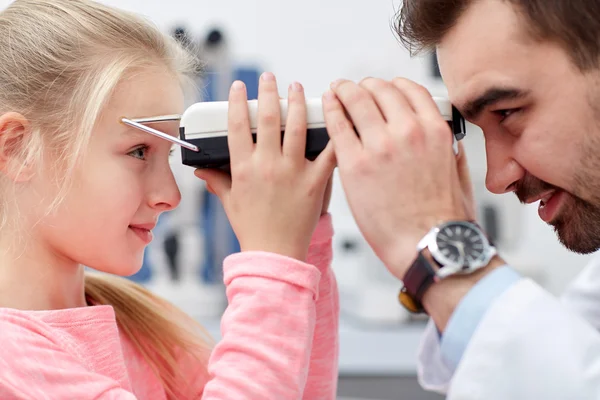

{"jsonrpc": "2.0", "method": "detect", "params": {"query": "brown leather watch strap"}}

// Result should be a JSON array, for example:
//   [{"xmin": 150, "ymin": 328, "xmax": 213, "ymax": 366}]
[{"xmin": 399, "ymin": 252, "xmax": 437, "ymax": 313}]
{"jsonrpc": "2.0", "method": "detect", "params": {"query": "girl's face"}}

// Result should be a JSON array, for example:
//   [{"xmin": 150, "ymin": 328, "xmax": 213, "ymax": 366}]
[{"xmin": 34, "ymin": 67, "xmax": 184, "ymax": 276}]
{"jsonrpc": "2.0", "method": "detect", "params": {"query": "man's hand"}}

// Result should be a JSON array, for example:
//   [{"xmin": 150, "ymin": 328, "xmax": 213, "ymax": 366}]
[{"xmin": 322, "ymin": 77, "xmax": 471, "ymax": 281}]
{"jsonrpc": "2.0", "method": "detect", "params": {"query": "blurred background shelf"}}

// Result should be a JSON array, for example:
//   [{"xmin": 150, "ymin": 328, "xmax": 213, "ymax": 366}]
[{"xmin": 198, "ymin": 315, "xmax": 427, "ymax": 376}]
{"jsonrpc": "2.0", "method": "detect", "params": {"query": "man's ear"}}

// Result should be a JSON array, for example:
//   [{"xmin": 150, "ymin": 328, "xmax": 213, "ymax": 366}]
[{"xmin": 0, "ymin": 112, "xmax": 35, "ymax": 182}]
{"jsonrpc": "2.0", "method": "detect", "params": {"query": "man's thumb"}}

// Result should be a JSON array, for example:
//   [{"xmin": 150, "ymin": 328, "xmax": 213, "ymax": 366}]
[{"xmin": 455, "ymin": 142, "xmax": 476, "ymax": 218}]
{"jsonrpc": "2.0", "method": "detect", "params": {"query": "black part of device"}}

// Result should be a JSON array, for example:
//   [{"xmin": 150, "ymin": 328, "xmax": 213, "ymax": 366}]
[
  {"xmin": 452, "ymin": 106, "xmax": 466, "ymax": 141},
  {"xmin": 180, "ymin": 107, "xmax": 467, "ymax": 169},
  {"xmin": 180, "ymin": 127, "xmax": 330, "ymax": 170}
]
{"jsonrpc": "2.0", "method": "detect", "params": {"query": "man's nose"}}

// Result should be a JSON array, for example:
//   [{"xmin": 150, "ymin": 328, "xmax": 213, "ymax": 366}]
[{"xmin": 484, "ymin": 134, "xmax": 524, "ymax": 194}]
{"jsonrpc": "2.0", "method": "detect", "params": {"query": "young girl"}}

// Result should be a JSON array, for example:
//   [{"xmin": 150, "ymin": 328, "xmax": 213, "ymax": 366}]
[{"xmin": 0, "ymin": 1, "xmax": 339, "ymax": 399}]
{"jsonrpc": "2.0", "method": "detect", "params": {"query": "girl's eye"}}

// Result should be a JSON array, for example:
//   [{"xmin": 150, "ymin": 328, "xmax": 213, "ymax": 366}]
[{"xmin": 128, "ymin": 145, "xmax": 148, "ymax": 160}]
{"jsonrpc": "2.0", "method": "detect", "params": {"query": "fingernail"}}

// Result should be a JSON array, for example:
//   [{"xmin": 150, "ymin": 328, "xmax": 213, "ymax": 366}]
[
  {"xmin": 290, "ymin": 82, "xmax": 303, "ymax": 92},
  {"xmin": 323, "ymin": 90, "xmax": 336, "ymax": 102},
  {"xmin": 261, "ymin": 72, "xmax": 275, "ymax": 81},
  {"xmin": 231, "ymin": 80, "xmax": 245, "ymax": 91},
  {"xmin": 330, "ymin": 79, "xmax": 344, "ymax": 89}
]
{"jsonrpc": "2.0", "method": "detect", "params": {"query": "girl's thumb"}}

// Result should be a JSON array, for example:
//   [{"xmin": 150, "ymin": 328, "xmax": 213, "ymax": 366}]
[{"xmin": 194, "ymin": 168, "xmax": 232, "ymax": 199}]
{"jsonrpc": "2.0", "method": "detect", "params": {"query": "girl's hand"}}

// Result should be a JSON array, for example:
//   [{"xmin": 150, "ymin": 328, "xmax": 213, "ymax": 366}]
[{"xmin": 195, "ymin": 73, "xmax": 336, "ymax": 261}]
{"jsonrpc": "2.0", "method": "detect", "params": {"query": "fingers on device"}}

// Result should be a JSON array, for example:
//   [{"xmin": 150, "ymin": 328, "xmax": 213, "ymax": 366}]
[
  {"xmin": 178, "ymin": 97, "xmax": 466, "ymax": 169},
  {"xmin": 122, "ymin": 97, "xmax": 467, "ymax": 169}
]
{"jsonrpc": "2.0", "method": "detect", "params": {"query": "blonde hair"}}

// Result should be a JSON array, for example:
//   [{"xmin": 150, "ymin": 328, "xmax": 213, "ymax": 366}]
[{"xmin": 0, "ymin": 0, "xmax": 211, "ymax": 398}]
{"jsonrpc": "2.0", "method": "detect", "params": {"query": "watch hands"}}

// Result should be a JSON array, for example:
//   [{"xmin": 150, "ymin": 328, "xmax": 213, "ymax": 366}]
[{"xmin": 448, "ymin": 241, "xmax": 466, "ymax": 264}]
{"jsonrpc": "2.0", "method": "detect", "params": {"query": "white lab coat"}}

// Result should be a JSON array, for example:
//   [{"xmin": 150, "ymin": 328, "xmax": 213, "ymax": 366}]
[{"xmin": 417, "ymin": 256, "xmax": 600, "ymax": 399}]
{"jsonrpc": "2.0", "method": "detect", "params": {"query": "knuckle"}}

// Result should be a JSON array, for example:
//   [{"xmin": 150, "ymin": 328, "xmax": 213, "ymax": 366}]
[
  {"xmin": 405, "ymin": 127, "xmax": 424, "ymax": 145},
  {"xmin": 287, "ymin": 124, "xmax": 304, "ymax": 137},
  {"xmin": 332, "ymin": 118, "xmax": 353, "ymax": 134},
  {"xmin": 402, "ymin": 121, "xmax": 425, "ymax": 144},
  {"xmin": 260, "ymin": 111, "xmax": 279, "ymax": 126},
  {"xmin": 229, "ymin": 117, "xmax": 247, "ymax": 133},
  {"xmin": 401, "ymin": 118, "xmax": 420, "ymax": 136},
  {"xmin": 373, "ymin": 136, "xmax": 396, "ymax": 159},
  {"xmin": 260, "ymin": 163, "xmax": 277, "ymax": 181},
  {"xmin": 406, "ymin": 132, "xmax": 426, "ymax": 151}
]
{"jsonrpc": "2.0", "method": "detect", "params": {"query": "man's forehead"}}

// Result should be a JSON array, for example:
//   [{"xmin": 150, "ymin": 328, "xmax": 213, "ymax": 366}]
[
  {"xmin": 437, "ymin": 51, "xmax": 531, "ymax": 118},
  {"xmin": 435, "ymin": 1, "xmax": 534, "ymax": 112}
]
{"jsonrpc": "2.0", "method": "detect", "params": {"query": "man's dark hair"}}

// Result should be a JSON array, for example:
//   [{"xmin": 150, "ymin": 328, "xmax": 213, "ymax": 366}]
[{"xmin": 394, "ymin": 0, "xmax": 600, "ymax": 71}]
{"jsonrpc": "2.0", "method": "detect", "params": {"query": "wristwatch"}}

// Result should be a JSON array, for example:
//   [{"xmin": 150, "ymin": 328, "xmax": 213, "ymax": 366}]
[{"xmin": 399, "ymin": 220, "xmax": 497, "ymax": 313}]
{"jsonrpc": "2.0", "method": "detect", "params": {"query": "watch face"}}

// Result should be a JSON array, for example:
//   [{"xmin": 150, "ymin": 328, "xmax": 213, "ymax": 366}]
[{"xmin": 435, "ymin": 222, "xmax": 488, "ymax": 267}]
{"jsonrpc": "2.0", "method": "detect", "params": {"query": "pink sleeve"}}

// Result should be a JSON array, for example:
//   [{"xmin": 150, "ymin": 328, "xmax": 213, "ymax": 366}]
[
  {"xmin": 0, "ymin": 314, "xmax": 137, "ymax": 400},
  {"xmin": 200, "ymin": 247, "xmax": 322, "ymax": 399},
  {"xmin": 302, "ymin": 214, "xmax": 340, "ymax": 399}
]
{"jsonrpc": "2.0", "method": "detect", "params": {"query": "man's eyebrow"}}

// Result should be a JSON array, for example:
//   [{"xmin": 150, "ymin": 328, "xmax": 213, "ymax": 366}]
[{"xmin": 460, "ymin": 87, "xmax": 530, "ymax": 120}]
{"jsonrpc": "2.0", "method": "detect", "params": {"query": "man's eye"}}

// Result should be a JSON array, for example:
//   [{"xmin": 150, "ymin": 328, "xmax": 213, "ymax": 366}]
[
  {"xmin": 495, "ymin": 108, "xmax": 520, "ymax": 122},
  {"xmin": 128, "ymin": 145, "xmax": 148, "ymax": 160}
]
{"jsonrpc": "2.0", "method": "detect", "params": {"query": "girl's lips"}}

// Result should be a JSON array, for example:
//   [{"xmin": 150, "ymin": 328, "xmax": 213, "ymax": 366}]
[{"xmin": 129, "ymin": 225, "xmax": 154, "ymax": 244}]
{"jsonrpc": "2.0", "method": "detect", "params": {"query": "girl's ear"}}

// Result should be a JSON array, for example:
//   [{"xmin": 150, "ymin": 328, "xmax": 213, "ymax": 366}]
[{"xmin": 0, "ymin": 112, "xmax": 35, "ymax": 182}]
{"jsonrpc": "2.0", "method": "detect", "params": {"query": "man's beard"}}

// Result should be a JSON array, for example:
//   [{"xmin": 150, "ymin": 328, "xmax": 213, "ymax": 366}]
[
  {"xmin": 508, "ymin": 79, "xmax": 600, "ymax": 254},
  {"xmin": 515, "ymin": 174, "xmax": 600, "ymax": 254}
]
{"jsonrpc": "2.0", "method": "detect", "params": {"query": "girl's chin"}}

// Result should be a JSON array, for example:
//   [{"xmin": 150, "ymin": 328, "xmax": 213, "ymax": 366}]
[{"xmin": 87, "ymin": 255, "xmax": 144, "ymax": 278}]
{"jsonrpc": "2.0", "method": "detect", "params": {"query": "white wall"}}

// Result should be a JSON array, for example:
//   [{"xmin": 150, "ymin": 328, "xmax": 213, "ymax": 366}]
[
  {"xmin": 69, "ymin": 0, "xmax": 445, "ymax": 98},
  {"xmin": 3, "ymin": 0, "xmax": 591, "ymax": 294}
]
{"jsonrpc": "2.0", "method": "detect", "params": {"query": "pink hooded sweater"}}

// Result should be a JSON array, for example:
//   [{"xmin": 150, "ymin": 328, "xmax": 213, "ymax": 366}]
[{"xmin": 0, "ymin": 215, "xmax": 339, "ymax": 399}]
